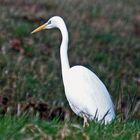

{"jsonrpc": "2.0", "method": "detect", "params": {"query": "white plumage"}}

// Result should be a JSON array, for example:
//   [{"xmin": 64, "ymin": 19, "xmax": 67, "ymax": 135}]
[
  {"xmin": 31, "ymin": 16, "xmax": 115, "ymax": 126},
  {"xmin": 64, "ymin": 66, "xmax": 115, "ymax": 122}
]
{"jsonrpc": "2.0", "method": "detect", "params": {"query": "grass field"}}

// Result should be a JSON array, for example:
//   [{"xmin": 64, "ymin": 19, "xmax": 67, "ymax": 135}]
[
  {"xmin": 0, "ymin": 0, "xmax": 140, "ymax": 139},
  {"xmin": 0, "ymin": 115, "xmax": 139, "ymax": 140}
]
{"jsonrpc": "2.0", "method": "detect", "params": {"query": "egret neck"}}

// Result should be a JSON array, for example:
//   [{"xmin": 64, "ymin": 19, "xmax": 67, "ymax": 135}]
[{"xmin": 59, "ymin": 22, "xmax": 70, "ymax": 77}]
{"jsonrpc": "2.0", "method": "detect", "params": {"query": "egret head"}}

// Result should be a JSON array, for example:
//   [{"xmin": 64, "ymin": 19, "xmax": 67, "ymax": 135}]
[{"xmin": 31, "ymin": 16, "xmax": 64, "ymax": 34}]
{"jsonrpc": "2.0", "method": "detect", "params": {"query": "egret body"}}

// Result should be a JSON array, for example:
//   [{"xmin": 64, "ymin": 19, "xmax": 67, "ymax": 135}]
[{"xmin": 31, "ymin": 16, "xmax": 115, "ymax": 126}]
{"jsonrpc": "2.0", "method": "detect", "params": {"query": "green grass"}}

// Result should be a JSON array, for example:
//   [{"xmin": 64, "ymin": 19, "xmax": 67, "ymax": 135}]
[
  {"xmin": 0, "ymin": 115, "xmax": 139, "ymax": 140},
  {"xmin": 0, "ymin": 0, "xmax": 140, "ymax": 139}
]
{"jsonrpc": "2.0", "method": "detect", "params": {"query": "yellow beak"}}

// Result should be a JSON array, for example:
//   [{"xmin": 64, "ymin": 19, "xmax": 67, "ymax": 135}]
[{"xmin": 31, "ymin": 23, "xmax": 48, "ymax": 34}]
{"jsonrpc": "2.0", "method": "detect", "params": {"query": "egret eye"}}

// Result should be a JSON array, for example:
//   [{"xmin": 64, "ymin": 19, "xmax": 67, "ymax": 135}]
[{"xmin": 48, "ymin": 20, "xmax": 51, "ymax": 24}]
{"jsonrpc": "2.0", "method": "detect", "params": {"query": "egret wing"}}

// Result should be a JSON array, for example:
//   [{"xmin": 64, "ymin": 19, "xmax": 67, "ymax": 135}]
[{"xmin": 64, "ymin": 66, "xmax": 115, "ymax": 122}]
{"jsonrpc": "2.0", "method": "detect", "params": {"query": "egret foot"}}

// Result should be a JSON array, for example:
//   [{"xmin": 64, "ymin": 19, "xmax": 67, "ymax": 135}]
[{"xmin": 83, "ymin": 115, "xmax": 89, "ymax": 128}]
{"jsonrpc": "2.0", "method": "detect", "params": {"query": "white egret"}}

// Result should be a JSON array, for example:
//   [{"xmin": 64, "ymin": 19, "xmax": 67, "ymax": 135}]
[{"xmin": 31, "ymin": 16, "xmax": 115, "ymax": 126}]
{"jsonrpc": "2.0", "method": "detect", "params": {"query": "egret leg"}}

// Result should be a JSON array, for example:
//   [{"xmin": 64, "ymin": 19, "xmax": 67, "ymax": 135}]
[{"xmin": 83, "ymin": 114, "xmax": 89, "ymax": 127}]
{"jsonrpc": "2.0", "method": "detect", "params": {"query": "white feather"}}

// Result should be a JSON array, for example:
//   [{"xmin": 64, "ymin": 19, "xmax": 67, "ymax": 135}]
[{"xmin": 63, "ymin": 66, "xmax": 115, "ymax": 123}]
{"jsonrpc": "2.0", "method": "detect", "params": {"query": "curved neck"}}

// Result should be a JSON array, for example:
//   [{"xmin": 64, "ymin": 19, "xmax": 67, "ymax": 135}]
[{"xmin": 59, "ymin": 23, "xmax": 70, "ymax": 75}]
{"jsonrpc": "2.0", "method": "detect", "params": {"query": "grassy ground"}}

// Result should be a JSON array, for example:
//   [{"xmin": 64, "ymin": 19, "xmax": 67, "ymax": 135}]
[
  {"xmin": 0, "ymin": 0, "xmax": 140, "ymax": 139},
  {"xmin": 0, "ymin": 115, "xmax": 139, "ymax": 140}
]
